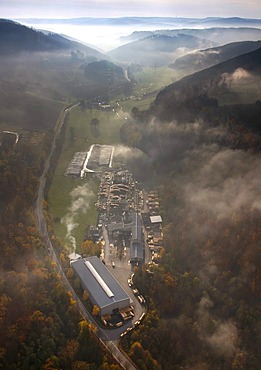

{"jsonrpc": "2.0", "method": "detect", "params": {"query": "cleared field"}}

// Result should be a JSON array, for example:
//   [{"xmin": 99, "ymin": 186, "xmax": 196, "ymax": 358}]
[
  {"xmin": 119, "ymin": 66, "xmax": 182, "ymax": 112},
  {"xmin": 48, "ymin": 107, "xmax": 124, "ymax": 251},
  {"xmin": 120, "ymin": 95, "xmax": 155, "ymax": 111}
]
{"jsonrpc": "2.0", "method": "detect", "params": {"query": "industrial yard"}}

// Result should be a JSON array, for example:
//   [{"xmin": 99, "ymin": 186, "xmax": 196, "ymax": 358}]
[{"xmin": 63, "ymin": 134, "xmax": 164, "ymax": 329}]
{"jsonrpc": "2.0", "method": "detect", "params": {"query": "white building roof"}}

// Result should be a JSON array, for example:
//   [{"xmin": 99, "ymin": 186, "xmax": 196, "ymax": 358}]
[{"xmin": 150, "ymin": 215, "xmax": 163, "ymax": 224}]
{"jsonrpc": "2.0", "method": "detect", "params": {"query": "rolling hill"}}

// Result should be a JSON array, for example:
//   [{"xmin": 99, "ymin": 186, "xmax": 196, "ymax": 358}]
[
  {"xmin": 120, "ymin": 27, "xmax": 261, "ymax": 46},
  {"xmin": 151, "ymin": 47, "xmax": 261, "ymax": 122},
  {"xmin": 0, "ymin": 19, "xmax": 102, "ymax": 57},
  {"xmin": 107, "ymin": 34, "xmax": 216, "ymax": 67},
  {"xmin": 83, "ymin": 59, "xmax": 132, "ymax": 98},
  {"xmin": 0, "ymin": 19, "xmax": 107, "ymax": 131},
  {"xmin": 171, "ymin": 40, "xmax": 261, "ymax": 75},
  {"xmin": 17, "ymin": 16, "xmax": 261, "ymax": 29}
]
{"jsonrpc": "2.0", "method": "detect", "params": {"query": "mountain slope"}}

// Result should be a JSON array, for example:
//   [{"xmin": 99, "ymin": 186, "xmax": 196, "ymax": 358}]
[
  {"xmin": 17, "ymin": 16, "xmax": 261, "ymax": 29},
  {"xmin": 171, "ymin": 40, "xmax": 261, "ymax": 74},
  {"xmin": 0, "ymin": 19, "xmax": 108, "ymax": 131},
  {"xmin": 0, "ymin": 19, "xmax": 102, "ymax": 57},
  {"xmin": 151, "ymin": 47, "xmax": 261, "ymax": 122},
  {"xmin": 83, "ymin": 60, "xmax": 132, "ymax": 99},
  {"xmin": 108, "ymin": 34, "xmax": 216, "ymax": 66},
  {"xmin": 121, "ymin": 27, "xmax": 261, "ymax": 46}
]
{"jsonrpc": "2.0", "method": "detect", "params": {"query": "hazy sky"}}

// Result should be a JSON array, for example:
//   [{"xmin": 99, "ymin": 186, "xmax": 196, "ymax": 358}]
[{"xmin": 1, "ymin": 0, "xmax": 261, "ymax": 19}]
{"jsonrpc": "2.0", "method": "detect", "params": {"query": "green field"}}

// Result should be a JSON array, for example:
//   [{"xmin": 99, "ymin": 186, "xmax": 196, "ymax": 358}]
[
  {"xmin": 119, "ymin": 95, "xmax": 155, "ymax": 111},
  {"xmin": 119, "ymin": 66, "xmax": 182, "ymax": 111},
  {"xmin": 48, "ymin": 107, "xmax": 124, "ymax": 251},
  {"xmin": 133, "ymin": 66, "xmax": 181, "ymax": 94}
]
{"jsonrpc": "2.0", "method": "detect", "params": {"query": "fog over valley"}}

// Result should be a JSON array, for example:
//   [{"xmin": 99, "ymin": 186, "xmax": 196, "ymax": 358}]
[{"xmin": 0, "ymin": 5, "xmax": 260, "ymax": 370}]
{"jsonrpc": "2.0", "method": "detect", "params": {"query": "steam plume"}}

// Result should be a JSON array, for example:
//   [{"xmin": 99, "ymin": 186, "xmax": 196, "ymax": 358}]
[{"xmin": 61, "ymin": 183, "xmax": 94, "ymax": 252}]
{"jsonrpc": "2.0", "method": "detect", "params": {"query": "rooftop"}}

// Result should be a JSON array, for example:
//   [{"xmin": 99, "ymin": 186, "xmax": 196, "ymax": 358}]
[{"xmin": 150, "ymin": 215, "xmax": 163, "ymax": 224}]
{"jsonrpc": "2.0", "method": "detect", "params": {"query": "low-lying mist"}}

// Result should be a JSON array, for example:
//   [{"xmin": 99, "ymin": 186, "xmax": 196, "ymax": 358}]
[
  {"xmin": 134, "ymin": 113, "xmax": 260, "ymax": 366},
  {"xmin": 19, "ymin": 22, "xmax": 159, "ymax": 52}
]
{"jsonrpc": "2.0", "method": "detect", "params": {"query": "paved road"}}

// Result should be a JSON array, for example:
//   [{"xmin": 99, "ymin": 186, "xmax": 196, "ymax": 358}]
[{"xmin": 34, "ymin": 104, "xmax": 137, "ymax": 370}]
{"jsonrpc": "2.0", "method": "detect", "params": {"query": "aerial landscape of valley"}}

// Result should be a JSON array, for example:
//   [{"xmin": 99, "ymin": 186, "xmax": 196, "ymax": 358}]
[{"xmin": 0, "ymin": 1, "xmax": 260, "ymax": 369}]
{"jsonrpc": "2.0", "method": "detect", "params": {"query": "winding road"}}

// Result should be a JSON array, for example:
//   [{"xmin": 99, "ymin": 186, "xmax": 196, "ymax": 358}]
[{"xmin": 34, "ymin": 104, "xmax": 137, "ymax": 370}]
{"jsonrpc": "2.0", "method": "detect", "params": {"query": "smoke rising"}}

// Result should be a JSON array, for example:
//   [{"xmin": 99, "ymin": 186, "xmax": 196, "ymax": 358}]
[{"xmin": 61, "ymin": 183, "xmax": 94, "ymax": 251}]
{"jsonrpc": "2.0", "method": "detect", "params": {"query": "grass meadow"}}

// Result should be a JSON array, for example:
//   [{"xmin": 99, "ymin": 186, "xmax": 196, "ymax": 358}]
[{"xmin": 120, "ymin": 66, "xmax": 182, "ymax": 111}]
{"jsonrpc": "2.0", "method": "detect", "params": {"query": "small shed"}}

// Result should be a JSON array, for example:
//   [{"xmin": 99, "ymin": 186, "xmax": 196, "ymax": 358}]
[{"xmin": 150, "ymin": 215, "xmax": 163, "ymax": 224}]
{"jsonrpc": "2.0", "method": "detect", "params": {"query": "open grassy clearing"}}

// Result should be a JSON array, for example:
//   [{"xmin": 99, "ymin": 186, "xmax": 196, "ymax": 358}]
[
  {"xmin": 120, "ymin": 95, "xmax": 155, "ymax": 112},
  {"xmin": 118, "ymin": 66, "xmax": 182, "ymax": 112},
  {"xmin": 133, "ymin": 66, "xmax": 181, "ymax": 94},
  {"xmin": 48, "ymin": 107, "xmax": 124, "ymax": 251}
]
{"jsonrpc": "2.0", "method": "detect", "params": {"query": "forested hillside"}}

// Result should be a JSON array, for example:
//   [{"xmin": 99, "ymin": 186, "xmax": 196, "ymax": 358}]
[
  {"xmin": 0, "ymin": 131, "xmax": 119, "ymax": 369},
  {"xmin": 0, "ymin": 19, "xmax": 102, "ymax": 56},
  {"xmin": 152, "ymin": 47, "xmax": 261, "ymax": 122},
  {"xmin": 120, "ymin": 48, "xmax": 261, "ymax": 369},
  {"xmin": 108, "ymin": 34, "xmax": 215, "ymax": 66},
  {"xmin": 84, "ymin": 60, "xmax": 132, "ymax": 98},
  {"xmin": 171, "ymin": 40, "xmax": 261, "ymax": 75},
  {"xmin": 121, "ymin": 27, "xmax": 261, "ymax": 46}
]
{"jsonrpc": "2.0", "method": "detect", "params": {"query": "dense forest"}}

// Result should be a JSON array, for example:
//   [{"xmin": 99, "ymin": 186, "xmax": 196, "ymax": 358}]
[{"xmin": 0, "ymin": 135, "xmax": 120, "ymax": 369}]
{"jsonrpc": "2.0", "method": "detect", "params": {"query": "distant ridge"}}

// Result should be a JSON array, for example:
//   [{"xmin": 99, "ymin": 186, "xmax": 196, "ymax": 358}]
[
  {"xmin": 107, "ymin": 34, "xmax": 216, "ymax": 66},
  {"xmin": 120, "ymin": 27, "xmax": 261, "ymax": 45},
  {"xmin": 14, "ymin": 16, "xmax": 261, "ymax": 28}
]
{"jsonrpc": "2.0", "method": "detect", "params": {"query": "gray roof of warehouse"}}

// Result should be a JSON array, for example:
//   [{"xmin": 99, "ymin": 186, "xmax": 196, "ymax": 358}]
[
  {"xmin": 71, "ymin": 256, "xmax": 130, "ymax": 309},
  {"xmin": 131, "ymin": 212, "xmax": 142, "ymax": 241},
  {"xmin": 130, "ymin": 213, "xmax": 143, "ymax": 260}
]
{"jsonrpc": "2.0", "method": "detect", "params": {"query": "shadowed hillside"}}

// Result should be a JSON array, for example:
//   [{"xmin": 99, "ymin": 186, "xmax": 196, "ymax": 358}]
[
  {"xmin": 108, "ymin": 34, "xmax": 216, "ymax": 66},
  {"xmin": 0, "ymin": 20, "xmax": 110, "ymax": 131},
  {"xmin": 0, "ymin": 19, "xmax": 102, "ymax": 57},
  {"xmin": 120, "ymin": 27, "xmax": 261, "ymax": 45},
  {"xmin": 151, "ymin": 47, "xmax": 261, "ymax": 122},
  {"xmin": 83, "ymin": 60, "xmax": 132, "ymax": 100},
  {"xmin": 171, "ymin": 40, "xmax": 261, "ymax": 75},
  {"xmin": 120, "ymin": 43, "xmax": 260, "ymax": 370}
]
